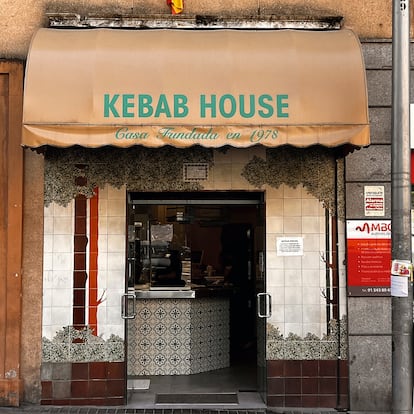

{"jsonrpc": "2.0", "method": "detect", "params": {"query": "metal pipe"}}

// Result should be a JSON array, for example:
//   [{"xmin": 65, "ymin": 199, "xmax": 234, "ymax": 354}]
[
  {"xmin": 391, "ymin": 0, "xmax": 412, "ymax": 412},
  {"xmin": 325, "ymin": 209, "xmax": 331, "ymax": 330},
  {"xmin": 333, "ymin": 157, "xmax": 342, "ymax": 410}
]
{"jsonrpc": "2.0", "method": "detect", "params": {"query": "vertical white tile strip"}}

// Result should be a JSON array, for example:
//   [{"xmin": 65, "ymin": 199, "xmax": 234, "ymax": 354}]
[
  {"xmin": 266, "ymin": 184, "xmax": 331, "ymax": 338},
  {"xmin": 42, "ymin": 202, "xmax": 74, "ymax": 339},
  {"xmin": 97, "ymin": 185, "xmax": 126, "ymax": 340}
]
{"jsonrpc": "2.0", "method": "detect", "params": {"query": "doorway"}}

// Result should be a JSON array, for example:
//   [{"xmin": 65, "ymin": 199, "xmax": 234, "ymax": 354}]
[{"xmin": 124, "ymin": 191, "xmax": 266, "ymax": 408}]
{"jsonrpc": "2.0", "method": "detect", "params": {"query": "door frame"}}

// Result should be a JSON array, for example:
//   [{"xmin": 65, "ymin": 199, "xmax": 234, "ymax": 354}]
[
  {"xmin": 123, "ymin": 190, "xmax": 267, "ymax": 401},
  {"xmin": 0, "ymin": 61, "xmax": 24, "ymax": 407}
]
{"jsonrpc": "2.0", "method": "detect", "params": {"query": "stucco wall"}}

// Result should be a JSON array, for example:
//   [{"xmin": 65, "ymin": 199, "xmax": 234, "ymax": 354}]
[{"xmin": 0, "ymin": 0, "xmax": 411, "ymax": 59}]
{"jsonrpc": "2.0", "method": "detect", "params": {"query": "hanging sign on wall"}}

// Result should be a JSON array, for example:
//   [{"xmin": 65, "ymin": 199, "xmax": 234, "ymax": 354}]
[{"xmin": 347, "ymin": 220, "xmax": 391, "ymax": 296}]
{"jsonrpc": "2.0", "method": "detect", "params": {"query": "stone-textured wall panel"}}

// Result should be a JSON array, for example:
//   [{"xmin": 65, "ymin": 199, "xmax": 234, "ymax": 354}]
[
  {"xmin": 367, "ymin": 70, "xmax": 414, "ymax": 107},
  {"xmin": 360, "ymin": 42, "xmax": 414, "ymax": 69},
  {"xmin": 347, "ymin": 297, "xmax": 391, "ymax": 335},
  {"xmin": 345, "ymin": 145, "xmax": 390, "ymax": 182},
  {"xmin": 366, "ymin": 70, "xmax": 392, "ymax": 107},
  {"xmin": 345, "ymin": 181, "xmax": 391, "ymax": 219},
  {"xmin": 361, "ymin": 42, "xmax": 392, "ymax": 70},
  {"xmin": 369, "ymin": 107, "xmax": 391, "ymax": 145},
  {"xmin": 348, "ymin": 335, "xmax": 391, "ymax": 412}
]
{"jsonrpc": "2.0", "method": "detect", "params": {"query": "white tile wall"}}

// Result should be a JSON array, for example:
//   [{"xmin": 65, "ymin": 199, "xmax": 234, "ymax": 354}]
[
  {"xmin": 283, "ymin": 198, "xmax": 302, "ymax": 216},
  {"xmin": 302, "ymin": 269, "xmax": 321, "ymax": 287},
  {"xmin": 283, "ymin": 217, "xmax": 302, "ymax": 233},
  {"xmin": 302, "ymin": 198, "xmax": 322, "ymax": 216},
  {"xmin": 284, "ymin": 255, "xmax": 302, "ymax": 270},
  {"xmin": 42, "ymin": 185, "xmax": 126, "ymax": 342},
  {"xmin": 266, "ymin": 251, "xmax": 284, "ymax": 269},
  {"xmin": 265, "ymin": 183, "xmax": 341, "ymax": 339},
  {"xmin": 98, "ymin": 185, "xmax": 125, "ymax": 340},
  {"xmin": 42, "ymin": 202, "xmax": 74, "ymax": 339},
  {"xmin": 41, "ymin": 150, "xmax": 346, "ymax": 352}
]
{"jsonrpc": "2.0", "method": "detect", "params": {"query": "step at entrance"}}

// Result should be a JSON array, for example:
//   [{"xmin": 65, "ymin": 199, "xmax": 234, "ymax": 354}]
[
  {"xmin": 128, "ymin": 379, "xmax": 151, "ymax": 390},
  {"xmin": 155, "ymin": 393, "xmax": 239, "ymax": 405}
]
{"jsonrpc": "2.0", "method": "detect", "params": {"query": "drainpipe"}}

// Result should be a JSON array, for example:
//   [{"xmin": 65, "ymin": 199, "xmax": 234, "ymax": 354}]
[
  {"xmin": 333, "ymin": 156, "xmax": 343, "ymax": 411},
  {"xmin": 325, "ymin": 210, "xmax": 331, "ymax": 329},
  {"xmin": 391, "ymin": 0, "xmax": 412, "ymax": 413},
  {"xmin": 331, "ymin": 214, "xmax": 339, "ymax": 323}
]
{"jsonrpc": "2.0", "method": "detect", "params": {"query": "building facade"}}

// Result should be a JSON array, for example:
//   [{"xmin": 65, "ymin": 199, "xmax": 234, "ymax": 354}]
[{"xmin": 0, "ymin": 1, "xmax": 411, "ymax": 412}]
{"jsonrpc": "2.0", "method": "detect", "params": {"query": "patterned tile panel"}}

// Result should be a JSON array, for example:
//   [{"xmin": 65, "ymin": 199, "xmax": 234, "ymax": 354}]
[{"xmin": 127, "ymin": 298, "xmax": 230, "ymax": 376}]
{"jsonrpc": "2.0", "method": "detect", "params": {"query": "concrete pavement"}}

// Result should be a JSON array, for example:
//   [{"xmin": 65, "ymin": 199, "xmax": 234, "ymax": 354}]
[{"xmin": 0, "ymin": 406, "xmax": 344, "ymax": 414}]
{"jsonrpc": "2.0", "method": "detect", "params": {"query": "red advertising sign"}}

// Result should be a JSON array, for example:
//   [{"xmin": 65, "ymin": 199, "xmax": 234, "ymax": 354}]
[{"xmin": 347, "ymin": 220, "xmax": 391, "ymax": 296}]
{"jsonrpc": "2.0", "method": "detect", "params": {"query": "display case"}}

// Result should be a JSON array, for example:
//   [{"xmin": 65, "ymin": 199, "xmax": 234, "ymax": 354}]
[{"xmin": 127, "ymin": 219, "xmax": 189, "ymax": 289}]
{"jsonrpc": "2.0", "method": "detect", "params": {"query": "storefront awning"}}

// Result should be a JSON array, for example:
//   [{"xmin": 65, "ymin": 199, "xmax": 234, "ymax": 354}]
[{"xmin": 22, "ymin": 28, "xmax": 369, "ymax": 149}]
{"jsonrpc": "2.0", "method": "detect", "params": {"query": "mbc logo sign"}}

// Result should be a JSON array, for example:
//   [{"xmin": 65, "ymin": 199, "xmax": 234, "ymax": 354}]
[{"xmin": 355, "ymin": 222, "xmax": 392, "ymax": 234}]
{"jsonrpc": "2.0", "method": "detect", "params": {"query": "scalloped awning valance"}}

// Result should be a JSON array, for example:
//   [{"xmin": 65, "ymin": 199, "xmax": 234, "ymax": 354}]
[{"xmin": 22, "ymin": 28, "xmax": 369, "ymax": 149}]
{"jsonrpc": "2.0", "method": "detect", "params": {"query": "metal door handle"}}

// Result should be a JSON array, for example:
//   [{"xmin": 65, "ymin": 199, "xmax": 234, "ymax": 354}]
[
  {"xmin": 121, "ymin": 293, "xmax": 137, "ymax": 319},
  {"xmin": 257, "ymin": 292, "xmax": 272, "ymax": 318}
]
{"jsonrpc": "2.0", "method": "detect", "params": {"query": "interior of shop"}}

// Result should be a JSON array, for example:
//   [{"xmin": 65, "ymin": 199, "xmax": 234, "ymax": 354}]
[{"xmin": 126, "ymin": 191, "xmax": 265, "ymax": 407}]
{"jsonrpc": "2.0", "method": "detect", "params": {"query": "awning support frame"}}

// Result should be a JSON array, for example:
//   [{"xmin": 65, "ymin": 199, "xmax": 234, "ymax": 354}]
[{"xmin": 47, "ymin": 13, "xmax": 343, "ymax": 30}]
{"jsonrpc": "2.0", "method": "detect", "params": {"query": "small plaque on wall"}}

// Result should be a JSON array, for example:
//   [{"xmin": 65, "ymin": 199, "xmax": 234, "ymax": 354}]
[
  {"xmin": 183, "ymin": 163, "xmax": 209, "ymax": 181},
  {"xmin": 364, "ymin": 185, "xmax": 385, "ymax": 217}
]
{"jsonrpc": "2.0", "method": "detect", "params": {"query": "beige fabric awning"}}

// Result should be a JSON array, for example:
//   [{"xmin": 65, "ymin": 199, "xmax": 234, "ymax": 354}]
[{"xmin": 22, "ymin": 28, "xmax": 370, "ymax": 148}]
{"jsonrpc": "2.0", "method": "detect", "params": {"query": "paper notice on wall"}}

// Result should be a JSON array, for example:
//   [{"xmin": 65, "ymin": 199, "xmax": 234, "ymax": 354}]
[
  {"xmin": 391, "ymin": 275, "xmax": 409, "ymax": 297},
  {"xmin": 390, "ymin": 259, "xmax": 411, "ymax": 297},
  {"xmin": 364, "ymin": 185, "xmax": 385, "ymax": 217},
  {"xmin": 277, "ymin": 237, "xmax": 303, "ymax": 256}
]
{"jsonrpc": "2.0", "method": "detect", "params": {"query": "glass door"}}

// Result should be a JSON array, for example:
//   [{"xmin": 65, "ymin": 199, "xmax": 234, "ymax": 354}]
[
  {"xmin": 255, "ymin": 201, "xmax": 267, "ymax": 402},
  {"xmin": 124, "ymin": 191, "xmax": 267, "ymax": 405}
]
